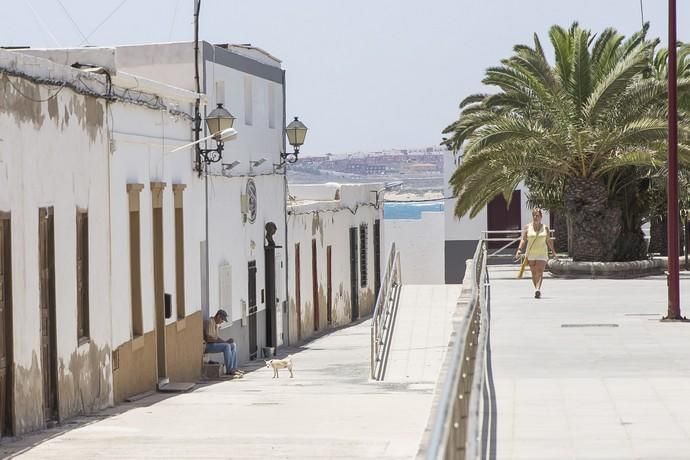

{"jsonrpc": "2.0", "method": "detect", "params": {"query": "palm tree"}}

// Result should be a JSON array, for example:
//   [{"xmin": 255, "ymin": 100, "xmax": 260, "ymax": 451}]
[{"xmin": 444, "ymin": 23, "xmax": 690, "ymax": 261}]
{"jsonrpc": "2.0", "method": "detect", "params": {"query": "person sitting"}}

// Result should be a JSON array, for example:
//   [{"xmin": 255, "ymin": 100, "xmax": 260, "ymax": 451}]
[{"xmin": 204, "ymin": 309, "xmax": 244, "ymax": 376}]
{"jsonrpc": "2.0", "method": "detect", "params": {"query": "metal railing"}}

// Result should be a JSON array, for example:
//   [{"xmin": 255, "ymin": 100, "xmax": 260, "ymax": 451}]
[
  {"xmin": 417, "ymin": 239, "xmax": 490, "ymax": 460},
  {"xmin": 482, "ymin": 229, "xmax": 555, "ymax": 259},
  {"xmin": 370, "ymin": 242, "xmax": 402, "ymax": 380}
]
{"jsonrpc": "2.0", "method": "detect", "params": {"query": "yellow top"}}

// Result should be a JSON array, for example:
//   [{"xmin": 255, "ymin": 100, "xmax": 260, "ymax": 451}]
[{"xmin": 526, "ymin": 223, "xmax": 548, "ymax": 259}]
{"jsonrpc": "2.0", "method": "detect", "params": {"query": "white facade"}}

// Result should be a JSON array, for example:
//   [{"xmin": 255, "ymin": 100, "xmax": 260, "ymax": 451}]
[
  {"xmin": 23, "ymin": 42, "xmax": 290, "ymax": 362},
  {"xmin": 286, "ymin": 183, "xmax": 383, "ymax": 342},
  {"xmin": 0, "ymin": 50, "xmax": 110, "ymax": 434},
  {"xmin": 383, "ymin": 211, "xmax": 445, "ymax": 284}
]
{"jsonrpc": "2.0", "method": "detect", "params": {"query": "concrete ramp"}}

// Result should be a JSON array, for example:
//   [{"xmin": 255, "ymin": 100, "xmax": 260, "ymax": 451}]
[{"xmin": 383, "ymin": 284, "xmax": 462, "ymax": 383}]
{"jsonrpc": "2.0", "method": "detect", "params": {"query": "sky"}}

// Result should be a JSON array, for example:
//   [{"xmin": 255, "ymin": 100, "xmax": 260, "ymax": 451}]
[{"xmin": 1, "ymin": 1, "xmax": 690, "ymax": 156}]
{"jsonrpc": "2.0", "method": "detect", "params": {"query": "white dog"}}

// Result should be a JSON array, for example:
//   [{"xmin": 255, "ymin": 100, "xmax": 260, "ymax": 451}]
[{"xmin": 265, "ymin": 355, "xmax": 294, "ymax": 378}]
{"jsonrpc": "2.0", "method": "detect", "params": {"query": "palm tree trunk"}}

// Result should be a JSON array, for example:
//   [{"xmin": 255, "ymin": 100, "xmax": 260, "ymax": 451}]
[
  {"xmin": 648, "ymin": 216, "xmax": 667, "ymax": 255},
  {"xmin": 563, "ymin": 177, "xmax": 621, "ymax": 261}
]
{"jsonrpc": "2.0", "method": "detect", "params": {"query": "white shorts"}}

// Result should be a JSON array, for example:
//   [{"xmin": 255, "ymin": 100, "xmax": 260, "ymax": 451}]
[{"xmin": 529, "ymin": 256, "xmax": 548, "ymax": 262}]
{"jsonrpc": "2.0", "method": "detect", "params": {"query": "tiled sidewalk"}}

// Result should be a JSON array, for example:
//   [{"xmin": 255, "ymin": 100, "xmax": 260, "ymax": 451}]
[{"xmin": 489, "ymin": 266, "xmax": 690, "ymax": 460}]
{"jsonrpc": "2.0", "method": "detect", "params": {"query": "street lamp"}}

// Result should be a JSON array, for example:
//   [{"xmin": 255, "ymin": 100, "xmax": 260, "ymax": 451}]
[
  {"xmin": 199, "ymin": 103, "xmax": 236, "ymax": 164},
  {"xmin": 281, "ymin": 117, "xmax": 308, "ymax": 165}
]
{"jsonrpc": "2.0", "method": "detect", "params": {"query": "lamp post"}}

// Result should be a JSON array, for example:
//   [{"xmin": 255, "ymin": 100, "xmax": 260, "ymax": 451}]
[
  {"xmin": 280, "ymin": 117, "xmax": 308, "ymax": 165},
  {"xmin": 666, "ymin": 0, "xmax": 683, "ymax": 320},
  {"xmin": 200, "ymin": 103, "xmax": 236, "ymax": 316}
]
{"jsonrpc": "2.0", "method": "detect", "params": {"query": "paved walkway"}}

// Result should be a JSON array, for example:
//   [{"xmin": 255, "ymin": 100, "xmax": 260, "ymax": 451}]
[
  {"xmin": 488, "ymin": 265, "xmax": 690, "ymax": 460},
  {"xmin": 0, "ymin": 284, "xmax": 460, "ymax": 460},
  {"xmin": 384, "ymin": 284, "xmax": 461, "ymax": 383}
]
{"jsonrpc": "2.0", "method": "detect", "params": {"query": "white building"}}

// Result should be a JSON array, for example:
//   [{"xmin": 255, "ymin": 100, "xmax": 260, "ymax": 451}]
[
  {"xmin": 286, "ymin": 183, "xmax": 383, "ymax": 342},
  {"xmin": 0, "ymin": 46, "xmax": 210, "ymax": 435},
  {"xmin": 21, "ymin": 42, "xmax": 290, "ymax": 366}
]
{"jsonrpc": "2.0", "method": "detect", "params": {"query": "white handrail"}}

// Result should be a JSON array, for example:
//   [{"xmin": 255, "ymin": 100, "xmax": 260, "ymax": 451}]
[{"xmin": 370, "ymin": 242, "xmax": 402, "ymax": 380}]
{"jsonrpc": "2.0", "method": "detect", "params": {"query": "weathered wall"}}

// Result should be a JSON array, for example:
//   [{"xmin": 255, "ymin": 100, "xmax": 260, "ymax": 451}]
[
  {"xmin": 165, "ymin": 311, "xmax": 203, "ymax": 383},
  {"xmin": 0, "ymin": 62, "xmax": 112, "ymax": 433},
  {"xmin": 112, "ymin": 332, "xmax": 157, "ymax": 403},
  {"xmin": 286, "ymin": 183, "xmax": 383, "ymax": 344}
]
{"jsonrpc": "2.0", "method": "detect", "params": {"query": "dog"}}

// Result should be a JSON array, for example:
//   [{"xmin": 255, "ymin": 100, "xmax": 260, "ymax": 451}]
[{"xmin": 265, "ymin": 355, "xmax": 294, "ymax": 378}]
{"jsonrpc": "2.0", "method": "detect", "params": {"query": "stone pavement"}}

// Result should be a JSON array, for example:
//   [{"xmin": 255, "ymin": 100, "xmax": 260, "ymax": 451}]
[
  {"xmin": 0, "ymin": 291, "xmax": 460, "ymax": 460},
  {"xmin": 384, "ymin": 284, "xmax": 462, "ymax": 383},
  {"xmin": 488, "ymin": 265, "xmax": 690, "ymax": 460}
]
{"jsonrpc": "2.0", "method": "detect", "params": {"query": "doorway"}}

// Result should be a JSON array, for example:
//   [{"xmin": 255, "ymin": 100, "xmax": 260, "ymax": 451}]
[
  {"xmin": 311, "ymin": 239, "xmax": 319, "ymax": 332},
  {"xmin": 248, "ymin": 261, "xmax": 258, "ymax": 360},
  {"xmin": 0, "ymin": 213, "xmax": 13, "ymax": 437},
  {"xmin": 294, "ymin": 244, "xmax": 302, "ymax": 341},
  {"xmin": 349, "ymin": 227, "xmax": 359, "ymax": 320},
  {"xmin": 39, "ymin": 207, "xmax": 58, "ymax": 422},
  {"xmin": 373, "ymin": 219, "xmax": 381, "ymax": 300},
  {"xmin": 264, "ymin": 244, "xmax": 277, "ymax": 348},
  {"xmin": 487, "ymin": 191, "xmax": 522, "ymax": 249}
]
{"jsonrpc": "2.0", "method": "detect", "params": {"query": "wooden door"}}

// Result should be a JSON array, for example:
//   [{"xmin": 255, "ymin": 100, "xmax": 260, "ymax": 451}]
[
  {"xmin": 349, "ymin": 227, "xmax": 359, "ymax": 320},
  {"xmin": 39, "ymin": 207, "xmax": 58, "ymax": 422},
  {"xmin": 311, "ymin": 239, "xmax": 319, "ymax": 332},
  {"xmin": 294, "ymin": 244, "xmax": 301, "ymax": 341},
  {"xmin": 326, "ymin": 246, "xmax": 332, "ymax": 325},
  {"xmin": 264, "ymin": 244, "xmax": 277, "ymax": 348},
  {"xmin": 487, "ymin": 191, "xmax": 522, "ymax": 249},
  {"xmin": 248, "ymin": 261, "xmax": 258, "ymax": 360},
  {"xmin": 0, "ymin": 214, "xmax": 12, "ymax": 437}
]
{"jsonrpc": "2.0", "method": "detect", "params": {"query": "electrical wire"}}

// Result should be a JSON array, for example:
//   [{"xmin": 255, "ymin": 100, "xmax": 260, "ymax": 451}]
[
  {"xmin": 23, "ymin": 0, "xmax": 61, "ymax": 46},
  {"xmin": 56, "ymin": 0, "xmax": 88, "ymax": 44},
  {"xmin": 80, "ymin": 0, "xmax": 129, "ymax": 45},
  {"xmin": 4, "ymin": 75, "xmax": 67, "ymax": 102},
  {"xmin": 168, "ymin": 0, "xmax": 181, "ymax": 41}
]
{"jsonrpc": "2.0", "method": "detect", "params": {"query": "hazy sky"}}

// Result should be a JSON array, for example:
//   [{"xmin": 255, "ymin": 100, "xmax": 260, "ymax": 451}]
[{"xmin": 1, "ymin": 1, "xmax": 689, "ymax": 155}]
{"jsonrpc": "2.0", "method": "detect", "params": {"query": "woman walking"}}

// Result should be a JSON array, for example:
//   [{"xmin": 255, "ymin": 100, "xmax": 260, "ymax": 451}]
[{"xmin": 515, "ymin": 208, "xmax": 558, "ymax": 298}]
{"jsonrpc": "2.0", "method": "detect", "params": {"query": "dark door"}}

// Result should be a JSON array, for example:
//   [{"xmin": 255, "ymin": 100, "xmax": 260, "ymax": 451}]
[
  {"xmin": 373, "ymin": 220, "xmax": 381, "ymax": 299},
  {"xmin": 487, "ymin": 191, "xmax": 522, "ymax": 249},
  {"xmin": 248, "ymin": 261, "xmax": 258, "ymax": 360},
  {"xmin": 0, "ymin": 214, "xmax": 12, "ymax": 437},
  {"xmin": 326, "ymin": 246, "xmax": 332, "ymax": 325},
  {"xmin": 294, "ymin": 244, "xmax": 302, "ymax": 341},
  {"xmin": 39, "ymin": 207, "xmax": 58, "ymax": 422},
  {"xmin": 311, "ymin": 239, "xmax": 319, "ymax": 332},
  {"xmin": 153, "ymin": 207, "xmax": 166, "ymax": 379},
  {"xmin": 264, "ymin": 245, "xmax": 277, "ymax": 348},
  {"xmin": 349, "ymin": 227, "xmax": 359, "ymax": 320}
]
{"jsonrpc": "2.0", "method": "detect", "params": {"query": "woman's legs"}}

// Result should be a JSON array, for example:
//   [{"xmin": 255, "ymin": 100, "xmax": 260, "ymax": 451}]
[
  {"xmin": 528, "ymin": 260, "xmax": 539, "ymax": 288},
  {"xmin": 533, "ymin": 260, "xmax": 547, "ymax": 291}
]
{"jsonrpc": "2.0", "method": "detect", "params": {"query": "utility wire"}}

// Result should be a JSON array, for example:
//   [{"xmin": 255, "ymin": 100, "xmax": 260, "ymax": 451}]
[
  {"xmin": 23, "ymin": 0, "xmax": 61, "ymax": 46},
  {"xmin": 56, "ymin": 0, "xmax": 88, "ymax": 44},
  {"xmin": 80, "ymin": 0, "xmax": 129, "ymax": 45},
  {"xmin": 168, "ymin": 0, "xmax": 181, "ymax": 41}
]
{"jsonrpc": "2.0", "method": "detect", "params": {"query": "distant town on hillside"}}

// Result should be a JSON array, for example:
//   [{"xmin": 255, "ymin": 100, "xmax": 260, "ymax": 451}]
[{"xmin": 287, "ymin": 146, "xmax": 449, "ymax": 194}]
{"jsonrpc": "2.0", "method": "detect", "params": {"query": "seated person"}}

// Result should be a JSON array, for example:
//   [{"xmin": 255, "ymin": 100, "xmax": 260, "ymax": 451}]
[{"xmin": 204, "ymin": 309, "xmax": 244, "ymax": 376}]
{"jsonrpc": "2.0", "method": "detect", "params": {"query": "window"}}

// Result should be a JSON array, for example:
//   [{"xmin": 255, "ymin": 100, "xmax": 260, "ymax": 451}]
[
  {"xmin": 359, "ymin": 224, "xmax": 368, "ymax": 287},
  {"xmin": 268, "ymin": 84, "xmax": 276, "ymax": 129},
  {"xmin": 76, "ymin": 210, "xmax": 89, "ymax": 342},
  {"xmin": 127, "ymin": 184, "xmax": 144, "ymax": 337},
  {"xmin": 173, "ymin": 184, "xmax": 186, "ymax": 319},
  {"xmin": 244, "ymin": 75, "xmax": 253, "ymax": 126}
]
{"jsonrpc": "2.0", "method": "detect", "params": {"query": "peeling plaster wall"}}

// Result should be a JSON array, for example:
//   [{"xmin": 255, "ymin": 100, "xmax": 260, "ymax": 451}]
[
  {"xmin": 0, "ymin": 72, "xmax": 112, "ymax": 433},
  {"xmin": 286, "ymin": 183, "xmax": 383, "ymax": 344}
]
